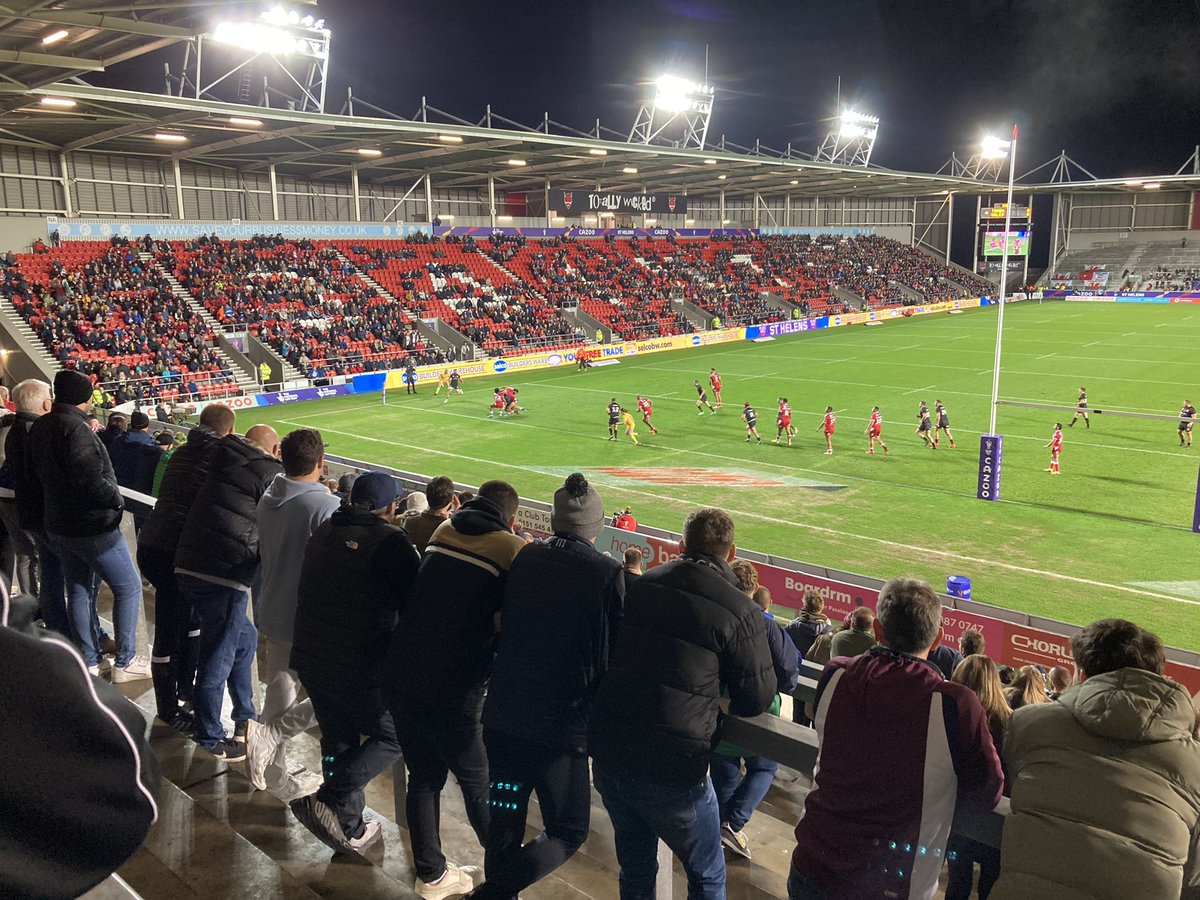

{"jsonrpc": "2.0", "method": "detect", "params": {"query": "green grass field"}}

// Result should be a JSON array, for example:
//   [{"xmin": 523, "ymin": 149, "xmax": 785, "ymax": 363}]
[{"xmin": 250, "ymin": 302, "xmax": 1200, "ymax": 650}]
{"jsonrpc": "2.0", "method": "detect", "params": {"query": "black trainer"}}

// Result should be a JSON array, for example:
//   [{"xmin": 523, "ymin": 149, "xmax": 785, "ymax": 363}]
[{"xmin": 206, "ymin": 739, "xmax": 247, "ymax": 762}]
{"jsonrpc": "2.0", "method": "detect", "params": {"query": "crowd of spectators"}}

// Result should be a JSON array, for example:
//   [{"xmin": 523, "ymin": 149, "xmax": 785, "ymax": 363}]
[
  {"xmin": 165, "ymin": 234, "xmax": 447, "ymax": 377},
  {"xmin": 1, "ymin": 238, "xmax": 236, "ymax": 403},
  {"xmin": 3, "ymin": 393, "xmax": 1200, "ymax": 899}
]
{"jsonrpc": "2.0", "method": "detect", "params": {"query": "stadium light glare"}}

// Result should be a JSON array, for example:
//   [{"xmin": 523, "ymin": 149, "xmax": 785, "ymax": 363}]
[
  {"xmin": 356, "ymin": 147, "xmax": 382, "ymax": 157},
  {"xmin": 437, "ymin": 134, "xmax": 463, "ymax": 143},
  {"xmin": 229, "ymin": 116, "xmax": 263, "ymax": 127},
  {"xmin": 588, "ymin": 148, "xmax": 608, "ymax": 156},
  {"xmin": 497, "ymin": 215, "xmax": 513, "ymax": 221},
  {"xmin": 212, "ymin": 19, "xmax": 326, "ymax": 57},
  {"xmin": 789, "ymin": 179, "xmax": 799, "ymax": 185},
  {"xmin": 703, "ymin": 158, "xmax": 717, "ymax": 165},
  {"xmin": 1143, "ymin": 182, "xmax": 1162, "ymax": 189},
  {"xmin": 980, "ymin": 136, "xmax": 1010, "ymax": 160},
  {"xmin": 39, "ymin": 97, "xmax": 76, "ymax": 108},
  {"xmin": 506, "ymin": 158, "xmax": 527, "ymax": 166},
  {"xmin": 1123, "ymin": 180, "xmax": 1144, "ymax": 186},
  {"xmin": 153, "ymin": 132, "xmax": 187, "ymax": 143},
  {"xmin": 42, "ymin": 29, "xmax": 69, "ymax": 45},
  {"xmin": 622, "ymin": 166, "xmax": 638, "ymax": 174},
  {"xmin": 653, "ymin": 75, "xmax": 713, "ymax": 114},
  {"xmin": 717, "ymin": 174, "xmax": 727, "ymax": 180}
]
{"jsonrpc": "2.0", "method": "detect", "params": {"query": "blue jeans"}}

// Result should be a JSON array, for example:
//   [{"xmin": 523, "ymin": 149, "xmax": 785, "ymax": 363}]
[
  {"xmin": 32, "ymin": 530, "xmax": 69, "ymax": 638},
  {"xmin": 709, "ymin": 753, "xmax": 779, "ymax": 831},
  {"xmin": 593, "ymin": 763, "xmax": 725, "ymax": 900},
  {"xmin": 50, "ymin": 528, "xmax": 141, "ymax": 667},
  {"xmin": 179, "ymin": 574, "xmax": 257, "ymax": 747}
]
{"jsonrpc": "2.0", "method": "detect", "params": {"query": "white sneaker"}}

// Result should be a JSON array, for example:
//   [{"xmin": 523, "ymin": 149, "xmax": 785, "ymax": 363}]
[
  {"xmin": 415, "ymin": 863, "xmax": 481, "ymax": 900},
  {"xmin": 271, "ymin": 769, "xmax": 323, "ymax": 804},
  {"xmin": 347, "ymin": 819, "xmax": 382, "ymax": 853},
  {"xmin": 111, "ymin": 654, "xmax": 152, "ymax": 683},
  {"xmin": 87, "ymin": 664, "xmax": 101, "ymax": 677},
  {"xmin": 98, "ymin": 656, "xmax": 113, "ymax": 674},
  {"xmin": 244, "ymin": 719, "xmax": 279, "ymax": 791}
]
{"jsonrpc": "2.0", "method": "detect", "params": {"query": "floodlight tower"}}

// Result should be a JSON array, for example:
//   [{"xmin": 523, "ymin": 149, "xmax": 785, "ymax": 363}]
[
  {"xmin": 169, "ymin": 7, "xmax": 332, "ymax": 112},
  {"xmin": 628, "ymin": 75, "xmax": 715, "ymax": 150},
  {"xmin": 948, "ymin": 136, "xmax": 1009, "ymax": 181},
  {"xmin": 814, "ymin": 110, "xmax": 879, "ymax": 167}
]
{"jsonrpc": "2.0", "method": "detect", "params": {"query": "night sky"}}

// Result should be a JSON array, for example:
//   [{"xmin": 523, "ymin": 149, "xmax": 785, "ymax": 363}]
[{"xmin": 99, "ymin": 0, "xmax": 1200, "ymax": 178}]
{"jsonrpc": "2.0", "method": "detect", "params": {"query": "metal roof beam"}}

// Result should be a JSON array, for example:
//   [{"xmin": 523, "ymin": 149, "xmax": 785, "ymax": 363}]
[
  {"xmin": 0, "ymin": 49, "xmax": 106, "ymax": 71},
  {"xmin": 171, "ymin": 123, "xmax": 334, "ymax": 161},
  {"xmin": 63, "ymin": 110, "xmax": 193, "ymax": 150},
  {"xmin": 311, "ymin": 138, "xmax": 518, "ymax": 180},
  {"xmin": 5, "ymin": 10, "xmax": 196, "ymax": 39}
]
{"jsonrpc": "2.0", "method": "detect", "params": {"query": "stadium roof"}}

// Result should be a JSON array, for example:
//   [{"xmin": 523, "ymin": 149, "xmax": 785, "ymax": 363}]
[{"xmin": 0, "ymin": 82, "xmax": 1019, "ymax": 198}]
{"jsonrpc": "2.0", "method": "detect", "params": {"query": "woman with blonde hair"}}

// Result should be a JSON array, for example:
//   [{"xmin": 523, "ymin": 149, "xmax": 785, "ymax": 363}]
[
  {"xmin": 1006, "ymin": 665, "xmax": 1051, "ymax": 711},
  {"xmin": 945, "ymin": 654, "xmax": 1012, "ymax": 900}
]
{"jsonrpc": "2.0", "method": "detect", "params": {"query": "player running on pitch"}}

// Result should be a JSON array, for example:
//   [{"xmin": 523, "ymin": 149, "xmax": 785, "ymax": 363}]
[
  {"xmin": 742, "ymin": 403, "xmax": 763, "ymax": 444},
  {"xmin": 773, "ymin": 399, "xmax": 793, "ymax": 446},
  {"xmin": 1180, "ymin": 400, "xmax": 1196, "ymax": 448},
  {"xmin": 933, "ymin": 400, "xmax": 956, "ymax": 448},
  {"xmin": 694, "ymin": 380, "xmax": 716, "ymax": 415},
  {"xmin": 502, "ymin": 386, "xmax": 524, "ymax": 416},
  {"xmin": 1044, "ymin": 422, "xmax": 1064, "ymax": 474},
  {"xmin": 819, "ymin": 406, "xmax": 837, "ymax": 454},
  {"xmin": 621, "ymin": 407, "xmax": 640, "ymax": 445},
  {"xmin": 435, "ymin": 369, "xmax": 450, "ymax": 397},
  {"xmin": 636, "ymin": 394, "xmax": 659, "ymax": 434},
  {"xmin": 865, "ymin": 406, "xmax": 888, "ymax": 455},
  {"xmin": 1069, "ymin": 386, "xmax": 1090, "ymax": 428},
  {"xmin": 709, "ymin": 368, "xmax": 724, "ymax": 408},
  {"xmin": 487, "ymin": 388, "xmax": 506, "ymax": 418},
  {"xmin": 916, "ymin": 400, "xmax": 935, "ymax": 448},
  {"xmin": 607, "ymin": 397, "xmax": 622, "ymax": 440},
  {"xmin": 446, "ymin": 369, "xmax": 463, "ymax": 403}
]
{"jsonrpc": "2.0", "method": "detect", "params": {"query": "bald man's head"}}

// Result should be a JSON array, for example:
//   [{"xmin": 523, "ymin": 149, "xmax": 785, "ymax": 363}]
[{"xmin": 244, "ymin": 424, "xmax": 280, "ymax": 458}]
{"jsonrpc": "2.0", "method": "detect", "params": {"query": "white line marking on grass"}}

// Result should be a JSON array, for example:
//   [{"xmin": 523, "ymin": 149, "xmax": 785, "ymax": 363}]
[
  {"xmin": 280, "ymin": 417, "xmax": 1200, "ymax": 610},
  {"xmin": 1036, "ymin": 353, "xmax": 1057, "ymax": 360},
  {"xmin": 1083, "ymin": 341, "xmax": 1102, "ymax": 347},
  {"xmin": 822, "ymin": 358, "xmax": 854, "ymax": 365},
  {"xmin": 1156, "ymin": 323, "xmax": 1171, "ymax": 328},
  {"xmin": 977, "ymin": 369, "xmax": 992, "ymax": 376},
  {"xmin": 903, "ymin": 384, "xmax": 937, "ymax": 395}
]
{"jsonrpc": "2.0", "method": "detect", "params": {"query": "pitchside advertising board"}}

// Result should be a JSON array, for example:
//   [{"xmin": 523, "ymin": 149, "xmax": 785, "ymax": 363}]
[
  {"xmin": 977, "ymin": 434, "xmax": 1003, "ymax": 501},
  {"xmin": 548, "ymin": 189, "xmax": 688, "ymax": 217}
]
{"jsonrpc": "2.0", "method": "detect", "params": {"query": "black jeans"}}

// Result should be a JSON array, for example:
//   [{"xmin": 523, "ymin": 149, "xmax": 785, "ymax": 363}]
[
  {"xmin": 138, "ymin": 543, "xmax": 199, "ymax": 720},
  {"xmin": 473, "ymin": 730, "xmax": 590, "ymax": 899},
  {"xmin": 391, "ymin": 689, "xmax": 490, "ymax": 883},
  {"xmin": 303, "ymin": 678, "xmax": 402, "ymax": 840},
  {"xmin": 945, "ymin": 833, "xmax": 1000, "ymax": 900}
]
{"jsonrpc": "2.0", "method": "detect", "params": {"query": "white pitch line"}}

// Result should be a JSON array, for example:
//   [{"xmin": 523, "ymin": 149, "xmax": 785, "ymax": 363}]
[
  {"xmin": 1083, "ymin": 341, "xmax": 1102, "ymax": 347},
  {"xmin": 277, "ymin": 417, "xmax": 1200, "ymax": 609},
  {"xmin": 903, "ymin": 384, "xmax": 937, "ymax": 395}
]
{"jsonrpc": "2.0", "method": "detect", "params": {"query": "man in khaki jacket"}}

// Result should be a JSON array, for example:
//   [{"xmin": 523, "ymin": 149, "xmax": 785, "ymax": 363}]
[{"xmin": 991, "ymin": 618, "xmax": 1200, "ymax": 900}]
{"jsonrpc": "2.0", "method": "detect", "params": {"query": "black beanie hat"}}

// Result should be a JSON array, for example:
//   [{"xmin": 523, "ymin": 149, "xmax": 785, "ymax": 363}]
[{"xmin": 54, "ymin": 370, "xmax": 93, "ymax": 406}]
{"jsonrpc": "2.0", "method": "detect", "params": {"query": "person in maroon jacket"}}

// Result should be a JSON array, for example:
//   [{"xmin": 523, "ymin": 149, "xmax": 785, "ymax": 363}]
[{"xmin": 789, "ymin": 577, "xmax": 1003, "ymax": 900}]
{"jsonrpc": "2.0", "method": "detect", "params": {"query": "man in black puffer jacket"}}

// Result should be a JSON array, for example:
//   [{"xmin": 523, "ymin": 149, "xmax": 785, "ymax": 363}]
[
  {"xmin": 174, "ymin": 424, "xmax": 282, "ymax": 759},
  {"xmin": 137, "ymin": 403, "xmax": 236, "ymax": 727},
  {"xmin": 472, "ymin": 473, "xmax": 624, "ymax": 899},
  {"xmin": 29, "ymin": 370, "xmax": 147, "ymax": 682},
  {"xmin": 289, "ymin": 472, "xmax": 421, "ymax": 855},
  {"xmin": 589, "ymin": 507, "xmax": 775, "ymax": 900}
]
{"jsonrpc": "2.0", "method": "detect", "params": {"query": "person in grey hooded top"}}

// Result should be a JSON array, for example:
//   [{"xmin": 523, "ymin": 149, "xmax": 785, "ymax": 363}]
[{"xmin": 245, "ymin": 427, "xmax": 341, "ymax": 803}]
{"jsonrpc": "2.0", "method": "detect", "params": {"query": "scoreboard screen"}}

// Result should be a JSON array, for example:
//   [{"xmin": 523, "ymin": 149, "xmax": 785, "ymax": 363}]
[
  {"xmin": 981, "ymin": 204, "xmax": 1031, "ymax": 220},
  {"xmin": 982, "ymin": 231, "xmax": 1030, "ymax": 257}
]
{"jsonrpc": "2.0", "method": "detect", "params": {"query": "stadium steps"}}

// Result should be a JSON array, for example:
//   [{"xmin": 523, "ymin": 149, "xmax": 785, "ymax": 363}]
[
  {"xmin": 330, "ymin": 250, "xmax": 472, "ymax": 360},
  {"xmin": 759, "ymin": 290, "xmax": 803, "ymax": 317},
  {"xmin": 0, "ymin": 297, "xmax": 61, "ymax": 380},
  {"xmin": 138, "ymin": 251, "xmax": 260, "ymax": 395},
  {"xmin": 673, "ymin": 297, "xmax": 713, "ymax": 329}
]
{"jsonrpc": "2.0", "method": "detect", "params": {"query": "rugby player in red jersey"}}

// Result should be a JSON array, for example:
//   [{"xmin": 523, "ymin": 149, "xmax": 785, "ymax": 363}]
[
  {"xmin": 1044, "ymin": 422, "xmax": 1064, "ymax": 474},
  {"xmin": 636, "ymin": 393, "xmax": 659, "ymax": 435},
  {"xmin": 819, "ymin": 406, "xmax": 837, "ymax": 454},
  {"xmin": 773, "ymin": 397, "xmax": 793, "ymax": 446},
  {"xmin": 865, "ymin": 406, "xmax": 888, "ymax": 455},
  {"xmin": 709, "ymin": 368, "xmax": 724, "ymax": 408}
]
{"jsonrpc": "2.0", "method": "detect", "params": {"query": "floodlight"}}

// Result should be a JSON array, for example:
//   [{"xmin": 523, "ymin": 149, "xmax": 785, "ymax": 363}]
[
  {"xmin": 789, "ymin": 179, "xmax": 799, "ymax": 185},
  {"xmin": 437, "ymin": 134, "xmax": 463, "ymax": 143},
  {"xmin": 39, "ymin": 97, "xmax": 76, "ymax": 108},
  {"xmin": 212, "ymin": 20, "xmax": 326, "ymax": 57},
  {"xmin": 229, "ymin": 116, "xmax": 263, "ymax": 126},
  {"xmin": 589, "ymin": 148, "xmax": 608, "ymax": 156},
  {"xmin": 703, "ymin": 158, "xmax": 717, "ymax": 165},
  {"xmin": 506, "ymin": 158, "xmax": 527, "ymax": 166},
  {"xmin": 356, "ymin": 148, "xmax": 382, "ymax": 157},
  {"xmin": 980, "ymin": 136, "xmax": 1010, "ymax": 160},
  {"xmin": 717, "ymin": 174, "xmax": 727, "ymax": 180},
  {"xmin": 301, "ymin": 15, "xmax": 314, "ymax": 26},
  {"xmin": 42, "ymin": 29, "xmax": 68, "ymax": 45},
  {"xmin": 629, "ymin": 74, "xmax": 715, "ymax": 150},
  {"xmin": 815, "ymin": 108, "xmax": 880, "ymax": 167},
  {"xmin": 154, "ymin": 132, "xmax": 187, "ymax": 142},
  {"xmin": 622, "ymin": 166, "xmax": 638, "ymax": 174},
  {"xmin": 1143, "ymin": 182, "xmax": 1162, "ymax": 190}
]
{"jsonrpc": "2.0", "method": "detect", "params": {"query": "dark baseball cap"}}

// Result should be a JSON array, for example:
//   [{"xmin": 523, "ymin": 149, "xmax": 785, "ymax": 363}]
[{"xmin": 350, "ymin": 471, "xmax": 399, "ymax": 511}]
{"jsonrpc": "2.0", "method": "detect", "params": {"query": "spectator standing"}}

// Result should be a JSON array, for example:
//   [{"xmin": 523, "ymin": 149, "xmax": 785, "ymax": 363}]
[
  {"xmin": 289, "ymin": 472, "xmax": 421, "ymax": 854},
  {"xmin": 1045, "ymin": 665, "xmax": 1072, "ymax": 699},
  {"xmin": 991, "ymin": 619, "xmax": 1200, "ymax": 900},
  {"xmin": 785, "ymin": 588, "xmax": 834, "ymax": 657},
  {"xmin": 3, "ymin": 379, "xmax": 64, "ymax": 635},
  {"xmin": 712, "ymin": 560, "xmax": 799, "ymax": 860},
  {"xmin": 472, "ymin": 473, "xmax": 625, "ymax": 899},
  {"xmin": 384, "ymin": 480, "xmax": 527, "ymax": 900},
  {"xmin": 789, "ymin": 578, "xmax": 1003, "ymax": 900},
  {"xmin": 174, "ymin": 425, "xmax": 282, "ymax": 759},
  {"xmin": 928, "ymin": 633, "xmax": 964, "ymax": 679},
  {"xmin": 401, "ymin": 475, "xmax": 456, "ymax": 554},
  {"xmin": 622, "ymin": 545, "xmax": 644, "ymax": 592},
  {"xmin": 1005, "ymin": 666, "xmax": 1050, "ymax": 710},
  {"xmin": 0, "ymin": 400, "xmax": 38, "ymax": 597},
  {"xmin": 828, "ymin": 607, "xmax": 875, "ymax": 658},
  {"xmin": 405, "ymin": 363, "xmax": 417, "ymax": 394},
  {"xmin": 944, "ymin": 654, "xmax": 1011, "ymax": 900},
  {"xmin": 137, "ymin": 403, "xmax": 235, "ymax": 728},
  {"xmin": 29, "ymin": 370, "xmax": 149, "ymax": 681},
  {"xmin": 959, "ymin": 627, "xmax": 985, "ymax": 658},
  {"xmin": 589, "ymin": 508, "xmax": 775, "ymax": 900},
  {"xmin": 109, "ymin": 410, "xmax": 154, "ymax": 489},
  {"xmin": 97, "ymin": 412, "xmax": 126, "ymax": 451},
  {"xmin": 245, "ymin": 428, "xmax": 341, "ymax": 801}
]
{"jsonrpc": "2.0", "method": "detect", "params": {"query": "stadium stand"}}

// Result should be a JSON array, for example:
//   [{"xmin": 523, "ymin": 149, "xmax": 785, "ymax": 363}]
[
  {"xmin": 1048, "ymin": 241, "xmax": 1200, "ymax": 292},
  {"xmin": 0, "ymin": 239, "xmax": 237, "ymax": 403}
]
